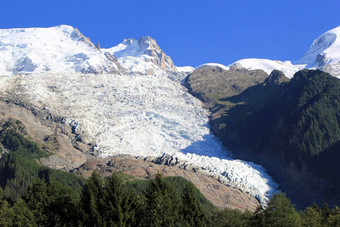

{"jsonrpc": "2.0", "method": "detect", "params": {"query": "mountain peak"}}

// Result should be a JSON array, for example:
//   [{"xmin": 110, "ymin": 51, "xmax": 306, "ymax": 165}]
[
  {"xmin": 296, "ymin": 26, "xmax": 340, "ymax": 67},
  {"xmin": 105, "ymin": 36, "xmax": 176, "ymax": 75},
  {"xmin": 0, "ymin": 25, "xmax": 122, "ymax": 75}
]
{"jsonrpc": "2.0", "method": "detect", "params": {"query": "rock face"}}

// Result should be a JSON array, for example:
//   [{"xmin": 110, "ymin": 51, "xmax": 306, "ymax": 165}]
[{"xmin": 73, "ymin": 155, "xmax": 260, "ymax": 211}]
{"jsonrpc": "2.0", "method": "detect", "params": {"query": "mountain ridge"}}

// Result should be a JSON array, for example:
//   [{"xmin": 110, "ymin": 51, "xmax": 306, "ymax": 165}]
[{"xmin": 196, "ymin": 25, "xmax": 340, "ymax": 79}]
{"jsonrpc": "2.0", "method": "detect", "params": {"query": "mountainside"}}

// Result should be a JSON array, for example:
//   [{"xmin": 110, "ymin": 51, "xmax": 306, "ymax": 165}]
[
  {"xmin": 0, "ymin": 25, "xmax": 123, "ymax": 75},
  {"xmin": 189, "ymin": 69, "xmax": 340, "ymax": 208}
]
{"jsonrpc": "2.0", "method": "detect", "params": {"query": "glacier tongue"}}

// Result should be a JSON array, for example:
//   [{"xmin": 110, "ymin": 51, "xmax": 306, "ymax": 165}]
[{"xmin": 0, "ymin": 72, "xmax": 277, "ymax": 204}]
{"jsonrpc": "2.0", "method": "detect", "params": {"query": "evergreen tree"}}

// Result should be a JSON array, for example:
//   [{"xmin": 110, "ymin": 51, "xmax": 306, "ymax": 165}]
[
  {"xmin": 24, "ymin": 179, "xmax": 49, "ymax": 225},
  {"xmin": 0, "ymin": 200, "xmax": 13, "ymax": 226},
  {"xmin": 181, "ymin": 182, "xmax": 206, "ymax": 226},
  {"xmin": 262, "ymin": 193, "xmax": 301, "ymax": 227},
  {"xmin": 11, "ymin": 198, "xmax": 36, "ymax": 226},
  {"xmin": 103, "ymin": 173, "xmax": 138, "ymax": 226},
  {"xmin": 79, "ymin": 172, "xmax": 106, "ymax": 226},
  {"xmin": 300, "ymin": 206, "xmax": 323, "ymax": 227},
  {"xmin": 140, "ymin": 174, "xmax": 182, "ymax": 226}
]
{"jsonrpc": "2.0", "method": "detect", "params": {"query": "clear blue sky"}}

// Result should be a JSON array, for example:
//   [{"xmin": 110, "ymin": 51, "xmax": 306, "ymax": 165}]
[{"xmin": 1, "ymin": 0, "xmax": 339, "ymax": 67}]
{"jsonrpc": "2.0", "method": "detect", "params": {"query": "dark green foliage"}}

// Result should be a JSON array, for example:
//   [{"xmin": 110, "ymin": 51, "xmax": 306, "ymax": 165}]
[
  {"xmin": 139, "ymin": 174, "xmax": 182, "ymax": 227},
  {"xmin": 208, "ymin": 208, "xmax": 252, "ymax": 227},
  {"xmin": 181, "ymin": 183, "xmax": 206, "ymax": 226},
  {"xmin": 125, "ymin": 176, "xmax": 216, "ymax": 214},
  {"xmin": 24, "ymin": 178, "xmax": 80, "ymax": 226},
  {"xmin": 300, "ymin": 206, "xmax": 323, "ymax": 227},
  {"xmin": 79, "ymin": 172, "xmax": 106, "ymax": 226},
  {"xmin": 103, "ymin": 174, "xmax": 138, "ymax": 226},
  {"xmin": 261, "ymin": 193, "xmax": 301, "ymax": 227},
  {"xmin": 79, "ymin": 172, "xmax": 138, "ymax": 226}
]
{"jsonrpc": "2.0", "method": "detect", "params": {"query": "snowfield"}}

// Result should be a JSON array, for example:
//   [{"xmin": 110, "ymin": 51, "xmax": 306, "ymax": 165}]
[{"xmin": 0, "ymin": 72, "xmax": 278, "ymax": 204}]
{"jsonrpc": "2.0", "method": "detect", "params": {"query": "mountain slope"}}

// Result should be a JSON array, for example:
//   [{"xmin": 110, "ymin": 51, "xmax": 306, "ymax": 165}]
[
  {"xmin": 0, "ymin": 25, "xmax": 123, "ymax": 75},
  {"xmin": 206, "ymin": 69, "xmax": 340, "ymax": 208}
]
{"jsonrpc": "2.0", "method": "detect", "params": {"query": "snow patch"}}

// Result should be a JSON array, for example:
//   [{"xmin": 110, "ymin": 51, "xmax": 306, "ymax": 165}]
[{"xmin": 195, "ymin": 63, "xmax": 230, "ymax": 71}]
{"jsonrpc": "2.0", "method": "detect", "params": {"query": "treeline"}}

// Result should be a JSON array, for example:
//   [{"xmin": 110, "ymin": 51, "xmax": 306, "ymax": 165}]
[{"xmin": 2, "ymin": 172, "xmax": 340, "ymax": 226}]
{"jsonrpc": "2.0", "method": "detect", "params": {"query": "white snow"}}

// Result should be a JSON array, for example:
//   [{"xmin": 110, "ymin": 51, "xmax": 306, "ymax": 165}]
[
  {"xmin": 229, "ymin": 59, "xmax": 305, "ymax": 78},
  {"xmin": 0, "ymin": 25, "xmax": 120, "ymax": 75},
  {"xmin": 196, "ymin": 63, "xmax": 230, "ymax": 72},
  {"xmin": 176, "ymin": 66, "xmax": 195, "ymax": 73},
  {"xmin": 295, "ymin": 26, "xmax": 340, "ymax": 67}
]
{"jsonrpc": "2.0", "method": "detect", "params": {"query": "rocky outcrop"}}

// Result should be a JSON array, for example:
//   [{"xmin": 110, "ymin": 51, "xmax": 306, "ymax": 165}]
[{"xmin": 185, "ymin": 65, "xmax": 268, "ymax": 111}]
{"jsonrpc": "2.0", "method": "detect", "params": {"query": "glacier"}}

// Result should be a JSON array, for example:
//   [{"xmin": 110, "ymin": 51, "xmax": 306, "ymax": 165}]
[{"xmin": 0, "ymin": 25, "xmax": 281, "ymax": 204}]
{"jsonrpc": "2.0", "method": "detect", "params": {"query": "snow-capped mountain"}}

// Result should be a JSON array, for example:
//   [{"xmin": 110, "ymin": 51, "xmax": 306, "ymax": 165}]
[
  {"xmin": 0, "ymin": 25, "xmax": 278, "ymax": 204},
  {"xmin": 199, "ymin": 26, "xmax": 340, "ymax": 78},
  {"xmin": 295, "ymin": 26, "xmax": 340, "ymax": 78},
  {"xmin": 104, "ymin": 36, "xmax": 178, "ymax": 75},
  {"xmin": 0, "ymin": 25, "xmax": 123, "ymax": 75}
]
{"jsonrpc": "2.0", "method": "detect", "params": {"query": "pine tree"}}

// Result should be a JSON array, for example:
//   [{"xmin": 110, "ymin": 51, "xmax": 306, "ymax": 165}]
[
  {"xmin": 262, "ymin": 192, "xmax": 301, "ymax": 227},
  {"xmin": 79, "ymin": 172, "xmax": 106, "ymax": 226},
  {"xmin": 103, "ymin": 173, "xmax": 138, "ymax": 226},
  {"xmin": 140, "ymin": 174, "xmax": 182, "ymax": 226},
  {"xmin": 11, "ymin": 198, "xmax": 36, "ymax": 226},
  {"xmin": 181, "ymin": 182, "xmax": 206, "ymax": 226},
  {"xmin": 24, "ymin": 178, "xmax": 49, "ymax": 225},
  {"xmin": 300, "ymin": 206, "xmax": 323, "ymax": 227}
]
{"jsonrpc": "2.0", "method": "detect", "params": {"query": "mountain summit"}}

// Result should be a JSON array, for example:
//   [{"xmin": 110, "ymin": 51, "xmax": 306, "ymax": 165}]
[
  {"xmin": 0, "ymin": 25, "xmax": 123, "ymax": 75},
  {"xmin": 104, "ymin": 36, "xmax": 178, "ymax": 75},
  {"xmin": 295, "ymin": 26, "xmax": 340, "ymax": 77}
]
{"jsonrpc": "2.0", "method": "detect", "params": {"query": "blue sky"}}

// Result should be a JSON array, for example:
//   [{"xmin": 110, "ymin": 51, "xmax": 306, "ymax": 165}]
[{"xmin": 0, "ymin": 0, "xmax": 339, "ymax": 67}]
